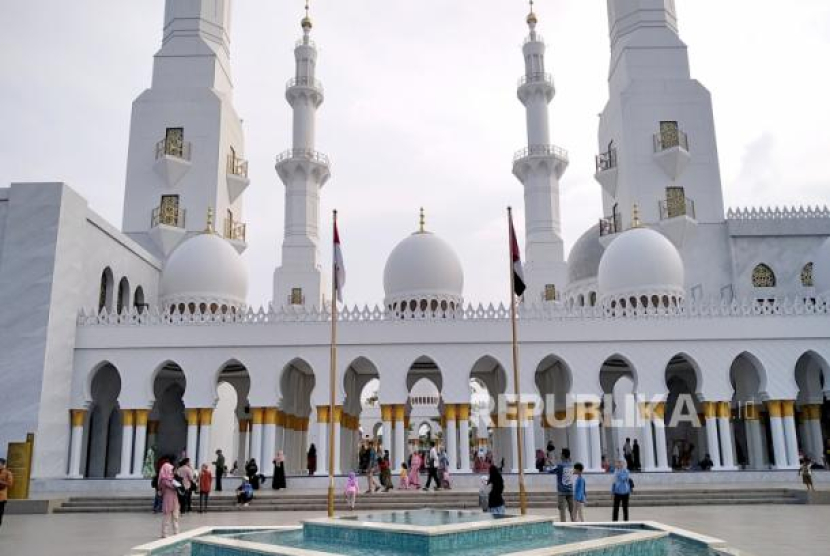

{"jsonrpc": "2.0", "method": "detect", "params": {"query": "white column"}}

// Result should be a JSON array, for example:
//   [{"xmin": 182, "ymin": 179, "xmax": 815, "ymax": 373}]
[
  {"xmin": 445, "ymin": 405, "xmax": 458, "ymax": 470},
  {"xmin": 237, "ymin": 419, "xmax": 249, "ymax": 472},
  {"xmin": 653, "ymin": 424, "xmax": 670, "ymax": 471},
  {"xmin": 524, "ymin": 414, "xmax": 536, "ymax": 473},
  {"xmin": 640, "ymin": 404, "xmax": 656, "ymax": 471},
  {"xmin": 572, "ymin": 409, "xmax": 588, "ymax": 468},
  {"xmin": 333, "ymin": 407, "xmax": 342, "ymax": 474},
  {"xmin": 587, "ymin": 419, "xmax": 603, "ymax": 472},
  {"xmin": 132, "ymin": 410, "xmax": 149, "ymax": 477},
  {"xmin": 250, "ymin": 408, "xmax": 264, "ymax": 469},
  {"xmin": 807, "ymin": 407, "xmax": 825, "ymax": 462},
  {"xmin": 716, "ymin": 403, "xmax": 736, "ymax": 469},
  {"xmin": 68, "ymin": 409, "xmax": 86, "ymax": 478},
  {"xmin": 381, "ymin": 404, "xmax": 394, "ymax": 466},
  {"xmin": 197, "ymin": 409, "xmax": 212, "ymax": 468},
  {"xmin": 459, "ymin": 406, "xmax": 471, "ymax": 472},
  {"xmin": 262, "ymin": 408, "xmax": 277, "ymax": 472},
  {"xmin": 510, "ymin": 423, "xmax": 520, "ymax": 472},
  {"xmin": 118, "ymin": 410, "xmax": 135, "ymax": 478},
  {"xmin": 394, "ymin": 407, "xmax": 405, "ymax": 470},
  {"xmin": 186, "ymin": 409, "xmax": 199, "ymax": 463},
  {"xmin": 317, "ymin": 410, "xmax": 329, "ymax": 475},
  {"xmin": 781, "ymin": 402, "xmax": 800, "ymax": 468},
  {"xmin": 767, "ymin": 401, "xmax": 789, "ymax": 469},
  {"xmin": 704, "ymin": 403, "xmax": 722, "ymax": 469}
]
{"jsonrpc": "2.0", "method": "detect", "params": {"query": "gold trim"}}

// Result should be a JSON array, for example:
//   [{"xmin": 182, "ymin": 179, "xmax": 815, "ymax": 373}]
[
  {"xmin": 702, "ymin": 402, "xmax": 717, "ymax": 419},
  {"xmin": 199, "ymin": 408, "xmax": 213, "ymax": 426},
  {"xmin": 135, "ymin": 409, "xmax": 149, "ymax": 427},
  {"xmin": 458, "ymin": 404, "xmax": 471, "ymax": 420},
  {"xmin": 744, "ymin": 404, "xmax": 760, "ymax": 421},
  {"xmin": 251, "ymin": 407, "xmax": 265, "ymax": 425},
  {"xmin": 70, "ymin": 409, "xmax": 87, "ymax": 428},
  {"xmin": 781, "ymin": 400, "xmax": 795, "ymax": 418},
  {"xmin": 317, "ymin": 406, "xmax": 330, "ymax": 423},
  {"xmin": 716, "ymin": 402, "xmax": 731, "ymax": 420},
  {"xmin": 445, "ymin": 404, "xmax": 457, "ymax": 420},
  {"xmin": 238, "ymin": 418, "xmax": 250, "ymax": 432},
  {"xmin": 381, "ymin": 405, "xmax": 393, "ymax": 421},
  {"xmin": 121, "ymin": 409, "xmax": 135, "ymax": 427},
  {"xmin": 766, "ymin": 400, "xmax": 783, "ymax": 418},
  {"xmin": 186, "ymin": 409, "xmax": 199, "ymax": 426},
  {"xmin": 264, "ymin": 408, "xmax": 278, "ymax": 425}
]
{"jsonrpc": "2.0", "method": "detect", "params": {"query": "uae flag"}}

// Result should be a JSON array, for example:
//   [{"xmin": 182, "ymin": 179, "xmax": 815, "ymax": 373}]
[
  {"xmin": 333, "ymin": 217, "xmax": 346, "ymax": 303},
  {"xmin": 509, "ymin": 211, "xmax": 526, "ymax": 297}
]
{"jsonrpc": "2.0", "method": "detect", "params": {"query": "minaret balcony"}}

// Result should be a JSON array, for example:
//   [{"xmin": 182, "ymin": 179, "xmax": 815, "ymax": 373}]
[
  {"xmin": 286, "ymin": 76, "xmax": 324, "ymax": 106},
  {"xmin": 275, "ymin": 148, "xmax": 332, "ymax": 186},
  {"xmin": 599, "ymin": 212, "xmax": 622, "ymax": 238},
  {"xmin": 287, "ymin": 76, "xmax": 323, "ymax": 93},
  {"xmin": 658, "ymin": 197, "xmax": 698, "ymax": 249},
  {"xmin": 517, "ymin": 72, "xmax": 555, "ymax": 102},
  {"xmin": 653, "ymin": 128, "xmax": 690, "ymax": 180},
  {"xmin": 153, "ymin": 139, "xmax": 192, "ymax": 188},
  {"xmin": 226, "ymin": 154, "xmax": 250, "ymax": 203},
  {"xmin": 594, "ymin": 148, "xmax": 619, "ymax": 197},
  {"xmin": 512, "ymin": 144, "xmax": 569, "ymax": 180},
  {"xmin": 224, "ymin": 219, "xmax": 247, "ymax": 253},
  {"xmin": 149, "ymin": 206, "xmax": 187, "ymax": 256}
]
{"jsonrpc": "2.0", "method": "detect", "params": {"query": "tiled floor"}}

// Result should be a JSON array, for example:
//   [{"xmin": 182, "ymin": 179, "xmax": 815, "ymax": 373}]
[{"xmin": 1, "ymin": 504, "xmax": 827, "ymax": 556}]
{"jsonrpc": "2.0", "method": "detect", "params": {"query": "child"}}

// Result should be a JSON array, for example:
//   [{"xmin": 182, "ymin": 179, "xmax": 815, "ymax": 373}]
[
  {"xmin": 198, "ymin": 463, "xmax": 212, "ymax": 513},
  {"xmin": 399, "ymin": 463, "xmax": 410, "ymax": 490},
  {"xmin": 478, "ymin": 475, "xmax": 490, "ymax": 512},
  {"xmin": 799, "ymin": 458, "xmax": 815, "ymax": 492},
  {"xmin": 345, "ymin": 471, "xmax": 359, "ymax": 510},
  {"xmin": 573, "ymin": 462, "xmax": 586, "ymax": 522}
]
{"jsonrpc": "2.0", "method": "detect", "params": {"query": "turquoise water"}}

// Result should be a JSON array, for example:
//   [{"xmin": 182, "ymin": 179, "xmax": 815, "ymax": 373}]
[{"xmin": 338, "ymin": 509, "xmax": 513, "ymax": 526}]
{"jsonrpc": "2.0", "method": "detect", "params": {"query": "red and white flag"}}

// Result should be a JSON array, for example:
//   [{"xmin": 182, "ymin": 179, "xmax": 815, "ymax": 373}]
[
  {"xmin": 509, "ymin": 211, "xmax": 526, "ymax": 297},
  {"xmin": 333, "ymin": 217, "xmax": 346, "ymax": 303}
]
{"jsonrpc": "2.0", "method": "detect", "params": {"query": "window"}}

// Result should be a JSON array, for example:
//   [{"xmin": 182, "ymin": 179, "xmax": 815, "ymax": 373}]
[
  {"xmin": 134, "ymin": 286, "xmax": 146, "ymax": 312},
  {"xmin": 752, "ymin": 264, "xmax": 776, "ymax": 288},
  {"xmin": 117, "ymin": 277, "xmax": 130, "ymax": 314},
  {"xmin": 164, "ymin": 127, "xmax": 184, "ymax": 158},
  {"xmin": 98, "ymin": 268, "xmax": 113, "ymax": 312},
  {"xmin": 544, "ymin": 284, "xmax": 557, "ymax": 302},
  {"xmin": 659, "ymin": 121, "xmax": 680, "ymax": 149},
  {"xmin": 159, "ymin": 195, "xmax": 180, "ymax": 226},
  {"xmin": 291, "ymin": 288, "xmax": 303, "ymax": 305},
  {"xmin": 801, "ymin": 262, "xmax": 814, "ymax": 287},
  {"xmin": 665, "ymin": 186, "xmax": 687, "ymax": 218}
]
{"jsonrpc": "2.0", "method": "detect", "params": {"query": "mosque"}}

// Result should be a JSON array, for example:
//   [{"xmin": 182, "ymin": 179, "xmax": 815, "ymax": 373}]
[{"xmin": 1, "ymin": 0, "xmax": 830, "ymax": 494}]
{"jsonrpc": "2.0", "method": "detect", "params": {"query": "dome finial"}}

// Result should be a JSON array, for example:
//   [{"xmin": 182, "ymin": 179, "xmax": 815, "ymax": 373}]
[
  {"xmin": 205, "ymin": 206, "xmax": 215, "ymax": 234},
  {"xmin": 631, "ymin": 204, "xmax": 642, "ymax": 229},
  {"xmin": 527, "ymin": 0, "xmax": 538, "ymax": 29},
  {"xmin": 301, "ymin": 0, "xmax": 313, "ymax": 32},
  {"xmin": 419, "ymin": 207, "xmax": 426, "ymax": 233}
]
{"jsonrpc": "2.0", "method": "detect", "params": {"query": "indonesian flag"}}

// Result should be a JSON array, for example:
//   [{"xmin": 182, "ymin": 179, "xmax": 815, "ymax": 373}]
[
  {"xmin": 509, "ymin": 211, "xmax": 526, "ymax": 297},
  {"xmin": 333, "ymin": 217, "xmax": 346, "ymax": 303}
]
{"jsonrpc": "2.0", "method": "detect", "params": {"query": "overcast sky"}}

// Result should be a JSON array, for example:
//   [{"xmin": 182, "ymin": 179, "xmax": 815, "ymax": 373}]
[{"xmin": 2, "ymin": 1, "xmax": 830, "ymax": 308}]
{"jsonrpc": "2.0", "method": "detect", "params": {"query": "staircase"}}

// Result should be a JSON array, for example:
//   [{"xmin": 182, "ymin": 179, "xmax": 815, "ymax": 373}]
[{"xmin": 53, "ymin": 487, "xmax": 804, "ymax": 514}]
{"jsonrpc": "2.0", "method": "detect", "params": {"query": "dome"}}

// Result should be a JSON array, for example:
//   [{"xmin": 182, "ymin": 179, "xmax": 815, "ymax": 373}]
[
  {"xmin": 815, "ymin": 237, "xmax": 830, "ymax": 296},
  {"xmin": 567, "ymin": 224, "xmax": 605, "ymax": 284},
  {"xmin": 597, "ymin": 227, "xmax": 685, "ymax": 307},
  {"xmin": 383, "ymin": 230, "xmax": 464, "ymax": 315},
  {"xmin": 160, "ymin": 233, "xmax": 248, "ymax": 312}
]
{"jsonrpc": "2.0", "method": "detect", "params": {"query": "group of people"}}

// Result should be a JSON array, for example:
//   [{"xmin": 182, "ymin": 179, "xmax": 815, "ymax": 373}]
[{"xmin": 151, "ymin": 456, "xmax": 214, "ymax": 538}]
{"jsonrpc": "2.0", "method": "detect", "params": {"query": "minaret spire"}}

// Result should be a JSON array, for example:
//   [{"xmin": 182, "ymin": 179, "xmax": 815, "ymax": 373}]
[{"xmin": 512, "ymin": 3, "xmax": 569, "ymax": 304}]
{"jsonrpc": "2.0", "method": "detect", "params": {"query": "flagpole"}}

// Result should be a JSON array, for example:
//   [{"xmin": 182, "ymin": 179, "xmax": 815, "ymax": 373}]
[
  {"xmin": 327, "ymin": 209, "xmax": 338, "ymax": 518},
  {"xmin": 507, "ymin": 206, "xmax": 528, "ymax": 515}
]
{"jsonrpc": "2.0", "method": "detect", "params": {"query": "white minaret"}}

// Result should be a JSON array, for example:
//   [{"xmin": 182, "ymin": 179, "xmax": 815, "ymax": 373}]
[
  {"xmin": 273, "ymin": 2, "xmax": 331, "ymax": 310},
  {"xmin": 512, "ymin": 2, "xmax": 569, "ymax": 304},
  {"xmin": 122, "ymin": 0, "xmax": 250, "ymax": 257}
]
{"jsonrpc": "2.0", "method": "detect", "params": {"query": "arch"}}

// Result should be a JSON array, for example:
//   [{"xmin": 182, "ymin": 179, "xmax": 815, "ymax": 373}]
[
  {"xmin": 795, "ymin": 351, "xmax": 827, "ymax": 404},
  {"xmin": 663, "ymin": 352, "xmax": 703, "ymax": 396},
  {"xmin": 278, "ymin": 358, "xmax": 317, "ymax": 474},
  {"xmin": 729, "ymin": 352, "xmax": 767, "ymax": 402},
  {"xmin": 98, "ymin": 267, "xmax": 114, "ymax": 312},
  {"xmin": 151, "ymin": 362, "xmax": 187, "ymax": 459},
  {"xmin": 599, "ymin": 354, "xmax": 639, "ymax": 467},
  {"xmin": 801, "ymin": 262, "xmax": 814, "ymax": 288},
  {"xmin": 134, "ymin": 286, "xmax": 146, "ymax": 311},
  {"xmin": 84, "ymin": 363, "xmax": 122, "ymax": 478},
  {"xmin": 663, "ymin": 354, "xmax": 703, "ymax": 470},
  {"xmin": 405, "ymin": 356, "xmax": 443, "ymax": 393},
  {"xmin": 116, "ymin": 277, "xmax": 130, "ymax": 314},
  {"xmin": 751, "ymin": 263, "xmax": 776, "ymax": 288},
  {"xmin": 730, "ymin": 352, "xmax": 771, "ymax": 469},
  {"xmin": 794, "ymin": 351, "xmax": 829, "ymax": 462}
]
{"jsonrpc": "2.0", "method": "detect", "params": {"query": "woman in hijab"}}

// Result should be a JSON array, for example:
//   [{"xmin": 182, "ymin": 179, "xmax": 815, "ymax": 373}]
[
  {"xmin": 408, "ymin": 449, "xmax": 422, "ymax": 489},
  {"xmin": 245, "ymin": 459, "xmax": 260, "ymax": 490},
  {"xmin": 487, "ymin": 464, "xmax": 505, "ymax": 515},
  {"xmin": 158, "ymin": 461, "xmax": 180, "ymax": 538},
  {"xmin": 307, "ymin": 444, "xmax": 317, "ymax": 476},
  {"xmin": 272, "ymin": 451, "xmax": 287, "ymax": 490}
]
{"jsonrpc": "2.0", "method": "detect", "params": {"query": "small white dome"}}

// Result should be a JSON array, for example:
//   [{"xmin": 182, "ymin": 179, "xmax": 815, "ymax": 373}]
[
  {"xmin": 383, "ymin": 231, "xmax": 464, "ymax": 313},
  {"xmin": 161, "ymin": 233, "xmax": 248, "ymax": 311},
  {"xmin": 597, "ymin": 227, "xmax": 685, "ymax": 307},
  {"xmin": 567, "ymin": 224, "xmax": 605, "ymax": 284},
  {"xmin": 814, "ymin": 237, "xmax": 830, "ymax": 296}
]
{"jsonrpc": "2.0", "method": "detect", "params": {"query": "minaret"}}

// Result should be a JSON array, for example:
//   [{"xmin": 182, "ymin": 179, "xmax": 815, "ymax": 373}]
[
  {"xmin": 512, "ymin": 2, "xmax": 569, "ymax": 304},
  {"xmin": 122, "ymin": 0, "xmax": 250, "ymax": 257},
  {"xmin": 274, "ymin": 1, "xmax": 331, "ymax": 309}
]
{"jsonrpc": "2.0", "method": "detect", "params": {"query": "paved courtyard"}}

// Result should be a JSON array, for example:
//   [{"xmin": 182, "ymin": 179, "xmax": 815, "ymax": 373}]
[{"xmin": 1, "ymin": 504, "xmax": 828, "ymax": 555}]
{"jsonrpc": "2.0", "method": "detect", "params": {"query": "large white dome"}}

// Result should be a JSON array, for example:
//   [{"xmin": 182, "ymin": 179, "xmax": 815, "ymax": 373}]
[
  {"xmin": 814, "ymin": 237, "xmax": 830, "ymax": 296},
  {"xmin": 383, "ymin": 230, "xmax": 464, "ymax": 314},
  {"xmin": 597, "ymin": 227, "xmax": 685, "ymax": 308},
  {"xmin": 161, "ymin": 233, "xmax": 248, "ymax": 312}
]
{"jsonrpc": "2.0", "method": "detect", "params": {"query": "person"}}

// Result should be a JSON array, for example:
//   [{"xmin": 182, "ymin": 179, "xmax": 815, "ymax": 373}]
[
  {"xmin": 546, "ymin": 441, "xmax": 556, "ymax": 467},
  {"xmin": 198, "ymin": 463, "xmax": 212, "ymax": 513},
  {"xmin": 632, "ymin": 440, "xmax": 641, "ymax": 472},
  {"xmin": 699, "ymin": 453, "xmax": 714, "ymax": 471},
  {"xmin": 176, "ymin": 458, "xmax": 194, "ymax": 513},
  {"xmin": 307, "ymin": 444, "xmax": 317, "ymax": 476},
  {"xmin": 572, "ymin": 462, "xmax": 586, "ymax": 522},
  {"xmin": 487, "ymin": 464, "xmax": 505, "ymax": 515},
  {"xmin": 358, "ymin": 444, "xmax": 368, "ymax": 474},
  {"xmin": 408, "ymin": 450, "xmax": 422, "ymax": 489},
  {"xmin": 365, "ymin": 442, "xmax": 380, "ymax": 494},
  {"xmin": 672, "ymin": 443, "xmax": 681, "ymax": 469},
  {"xmin": 423, "ymin": 441, "xmax": 442, "ymax": 491},
  {"xmin": 158, "ymin": 461, "xmax": 180, "ymax": 538},
  {"xmin": 399, "ymin": 463, "xmax": 410, "ymax": 490},
  {"xmin": 535, "ymin": 448, "xmax": 546, "ymax": 472},
  {"xmin": 345, "ymin": 471, "xmax": 359, "ymax": 510},
  {"xmin": 601, "ymin": 455, "xmax": 610, "ymax": 473},
  {"xmin": 236, "ymin": 477, "xmax": 254, "ymax": 507},
  {"xmin": 213, "ymin": 450, "xmax": 225, "ymax": 492},
  {"xmin": 0, "ymin": 458, "xmax": 13, "ymax": 528},
  {"xmin": 439, "ymin": 447, "xmax": 452, "ymax": 489},
  {"xmin": 478, "ymin": 475, "xmax": 491, "ymax": 512},
  {"xmin": 548, "ymin": 448, "xmax": 575, "ymax": 522},
  {"xmin": 379, "ymin": 452, "xmax": 393, "ymax": 492},
  {"xmin": 623, "ymin": 439, "xmax": 633, "ymax": 471},
  {"xmin": 611, "ymin": 459, "xmax": 632, "ymax": 522},
  {"xmin": 245, "ymin": 459, "xmax": 260, "ymax": 490},
  {"xmin": 272, "ymin": 451, "xmax": 287, "ymax": 490},
  {"xmin": 799, "ymin": 458, "xmax": 815, "ymax": 492},
  {"xmin": 230, "ymin": 461, "xmax": 239, "ymax": 476}
]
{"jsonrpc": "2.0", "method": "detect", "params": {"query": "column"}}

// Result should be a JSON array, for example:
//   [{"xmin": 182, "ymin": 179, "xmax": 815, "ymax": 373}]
[
  {"xmin": 781, "ymin": 401, "xmax": 800, "ymax": 468},
  {"xmin": 316, "ymin": 406, "xmax": 329, "ymax": 474},
  {"xmin": 147, "ymin": 420, "xmax": 159, "ymax": 454},
  {"xmin": 68, "ymin": 409, "xmax": 87, "ymax": 478},
  {"xmin": 381, "ymin": 405, "xmax": 394, "ymax": 461},
  {"xmin": 639, "ymin": 403, "xmax": 656, "ymax": 471},
  {"xmin": 458, "ymin": 404, "xmax": 472, "ymax": 472},
  {"xmin": 717, "ymin": 402, "xmax": 736, "ymax": 469},
  {"xmin": 333, "ymin": 406, "xmax": 343, "ymax": 474},
  {"xmin": 572, "ymin": 404, "xmax": 588, "ymax": 468},
  {"xmin": 766, "ymin": 400, "xmax": 789, "ymax": 469},
  {"xmin": 118, "ymin": 409, "xmax": 135, "ymax": 477},
  {"xmin": 250, "ymin": 407, "xmax": 264, "ymax": 468},
  {"xmin": 237, "ymin": 418, "xmax": 249, "ymax": 470},
  {"xmin": 806, "ymin": 405, "xmax": 825, "ymax": 462},
  {"xmin": 283, "ymin": 415, "xmax": 295, "ymax": 473},
  {"xmin": 263, "ymin": 408, "xmax": 277, "ymax": 471},
  {"xmin": 132, "ymin": 409, "xmax": 149, "ymax": 477},
  {"xmin": 744, "ymin": 403, "xmax": 765, "ymax": 469},
  {"xmin": 586, "ymin": 405, "xmax": 603, "ymax": 472},
  {"xmin": 186, "ymin": 409, "xmax": 199, "ymax": 461},
  {"xmin": 394, "ymin": 405, "xmax": 406, "ymax": 470},
  {"xmin": 275, "ymin": 410, "xmax": 285, "ymax": 456},
  {"xmin": 523, "ymin": 404, "xmax": 537, "ymax": 473},
  {"xmin": 509, "ymin": 420, "xmax": 520, "ymax": 472},
  {"xmin": 195, "ymin": 408, "xmax": 212, "ymax": 468},
  {"xmin": 703, "ymin": 402, "xmax": 722, "ymax": 469},
  {"xmin": 444, "ymin": 404, "xmax": 458, "ymax": 470},
  {"xmin": 652, "ymin": 403, "xmax": 670, "ymax": 471}
]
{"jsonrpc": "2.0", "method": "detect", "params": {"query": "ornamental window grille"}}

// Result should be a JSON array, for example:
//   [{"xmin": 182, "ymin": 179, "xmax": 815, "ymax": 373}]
[
  {"xmin": 159, "ymin": 195, "xmax": 180, "ymax": 226},
  {"xmin": 665, "ymin": 186, "xmax": 687, "ymax": 218},
  {"xmin": 290, "ymin": 288, "xmax": 304, "ymax": 305},
  {"xmin": 801, "ymin": 262, "xmax": 814, "ymax": 287},
  {"xmin": 660, "ymin": 121, "xmax": 680, "ymax": 149},
  {"xmin": 544, "ymin": 284, "xmax": 557, "ymax": 301},
  {"xmin": 163, "ymin": 127, "xmax": 184, "ymax": 158},
  {"xmin": 752, "ymin": 264, "xmax": 776, "ymax": 288}
]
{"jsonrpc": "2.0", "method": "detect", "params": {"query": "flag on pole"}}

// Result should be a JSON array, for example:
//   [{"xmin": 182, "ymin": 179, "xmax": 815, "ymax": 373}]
[
  {"xmin": 333, "ymin": 217, "xmax": 346, "ymax": 302},
  {"xmin": 509, "ymin": 211, "xmax": 526, "ymax": 297}
]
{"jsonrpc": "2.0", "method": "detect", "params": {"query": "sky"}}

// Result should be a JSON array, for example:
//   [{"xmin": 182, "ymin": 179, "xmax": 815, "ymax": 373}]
[{"xmin": 2, "ymin": 1, "xmax": 830, "ymax": 308}]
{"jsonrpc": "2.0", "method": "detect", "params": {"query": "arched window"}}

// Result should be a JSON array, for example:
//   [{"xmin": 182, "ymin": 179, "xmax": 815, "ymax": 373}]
[
  {"xmin": 117, "ymin": 277, "xmax": 130, "ymax": 314},
  {"xmin": 98, "ymin": 268, "xmax": 114, "ymax": 312},
  {"xmin": 133, "ymin": 286, "xmax": 146, "ymax": 311},
  {"xmin": 801, "ymin": 262, "xmax": 814, "ymax": 287},
  {"xmin": 752, "ymin": 264, "xmax": 776, "ymax": 288}
]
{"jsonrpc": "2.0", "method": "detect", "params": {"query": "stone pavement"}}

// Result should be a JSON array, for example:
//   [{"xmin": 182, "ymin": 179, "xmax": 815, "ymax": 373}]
[{"xmin": 1, "ymin": 504, "xmax": 828, "ymax": 556}]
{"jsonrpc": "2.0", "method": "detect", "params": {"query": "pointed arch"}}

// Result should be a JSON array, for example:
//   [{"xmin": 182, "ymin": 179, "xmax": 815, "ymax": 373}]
[{"xmin": 751, "ymin": 263, "xmax": 776, "ymax": 288}]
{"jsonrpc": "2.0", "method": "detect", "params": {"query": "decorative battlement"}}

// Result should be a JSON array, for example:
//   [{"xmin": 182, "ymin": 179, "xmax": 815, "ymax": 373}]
[
  {"xmin": 727, "ymin": 206, "xmax": 830, "ymax": 237},
  {"xmin": 727, "ymin": 206, "xmax": 830, "ymax": 221},
  {"xmin": 77, "ymin": 296, "xmax": 829, "ymax": 327}
]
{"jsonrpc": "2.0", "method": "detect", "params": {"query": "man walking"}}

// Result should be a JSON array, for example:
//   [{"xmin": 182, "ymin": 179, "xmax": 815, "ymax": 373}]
[
  {"xmin": 213, "ymin": 449, "xmax": 225, "ymax": 492},
  {"xmin": 0, "ymin": 458, "xmax": 14, "ymax": 527},
  {"xmin": 423, "ymin": 442, "xmax": 442, "ymax": 491},
  {"xmin": 548, "ymin": 448, "xmax": 574, "ymax": 521}
]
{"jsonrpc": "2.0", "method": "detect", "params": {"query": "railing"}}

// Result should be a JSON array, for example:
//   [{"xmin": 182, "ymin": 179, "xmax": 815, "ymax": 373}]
[
  {"xmin": 295, "ymin": 37, "xmax": 317, "ymax": 49},
  {"xmin": 517, "ymin": 72, "xmax": 553, "ymax": 88},
  {"xmin": 653, "ymin": 129, "xmax": 689, "ymax": 152},
  {"xmin": 155, "ymin": 139, "xmax": 192, "ymax": 161},
  {"xmin": 595, "ymin": 149, "xmax": 618, "ymax": 173},
  {"xmin": 660, "ymin": 198, "xmax": 696, "ymax": 220},
  {"xmin": 276, "ymin": 148, "xmax": 331, "ymax": 166},
  {"xmin": 227, "ymin": 154, "xmax": 249, "ymax": 178},
  {"xmin": 224, "ymin": 219, "xmax": 247, "ymax": 242},
  {"xmin": 599, "ymin": 212, "xmax": 622, "ymax": 237},
  {"xmin": 151, "ymin": 206, "xmax": 186, "ymax": 229},
  {"xmin": 513, "ymin": 144, "xmax": 569, "ymax": 164},
  {"xmin": 286, "ymin": 76, "xmax": 323, "ymax": 92},
  {"xmin": 523, "ymin": 33, "xmax": 545, "ymax": 45}
]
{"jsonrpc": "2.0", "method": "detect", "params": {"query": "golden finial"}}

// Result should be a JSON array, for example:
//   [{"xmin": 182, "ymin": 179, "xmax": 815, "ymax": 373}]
[
  {"xmin": 301, "ymin": 0, "xmax": 313, "ymax": 30},
  {"xmin": 631, "ymin": 204, "xmax": 642, "ymax": 229},
  {"xmin": 205, "ymin": 206, "xmax": 215, "ymax": 234},
  {"xmin": 419, "ymin": 207, "xmax": 426, "ymax": 233},
  {"xmin": 527, "ymin": 0, "xmax": 538, "ymax": 26}
]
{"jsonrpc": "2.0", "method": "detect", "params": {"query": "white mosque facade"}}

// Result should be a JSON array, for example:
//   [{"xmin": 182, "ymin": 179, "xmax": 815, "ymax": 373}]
[{"xmin": 2, "ymin": 0, "xmax": 830, "ymax": 491}]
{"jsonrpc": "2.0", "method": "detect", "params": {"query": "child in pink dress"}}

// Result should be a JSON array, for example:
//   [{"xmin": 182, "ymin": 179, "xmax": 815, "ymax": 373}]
[
  {"xmin": 344, "ymin": 471, "xmax": 359, "ymax": 510},
  {"xmin": 408, "ymin": 452, "xmax": 422, "ymax": 489},
  {"xmin": 399, "ymin": 463, "xmax": 410, "ymax": 489}
]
